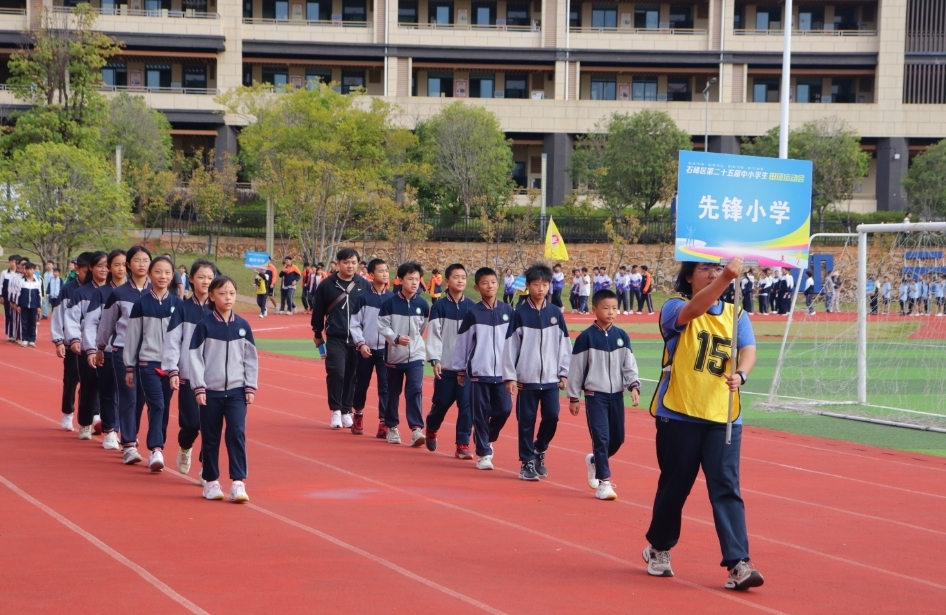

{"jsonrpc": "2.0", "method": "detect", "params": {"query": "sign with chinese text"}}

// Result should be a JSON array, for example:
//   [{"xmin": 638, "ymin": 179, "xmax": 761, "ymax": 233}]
[
  {"xmin": 675, "ymin": 151, "xmax": 812, "ymax": 269},
  {"xmin": 244, "ymin": 251, "xmax": 269, "ymax": 269}
]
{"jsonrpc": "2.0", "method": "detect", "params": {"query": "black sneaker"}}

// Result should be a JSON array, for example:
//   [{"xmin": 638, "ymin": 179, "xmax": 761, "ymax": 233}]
[
  {"xmin": 534, "ymin": 449, "xmax": 548, "ymax": 478},
  {"xmin": 425, "ymin": 429, "xmax": 438, "ymax": 452},
  {"xmin": 519, "ymin": 461, "xmax": 540, "ymax": 481}
]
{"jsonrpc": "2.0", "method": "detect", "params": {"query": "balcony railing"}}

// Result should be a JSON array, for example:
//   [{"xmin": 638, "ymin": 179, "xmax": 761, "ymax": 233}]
[
  {"xmin": 51, "ymin": 6, "xmax": 219, "ymax": 19},
  {"xmin": 735, "ymin": 28, "xmax": 876, "ymax": 36},
  {"xmin": 243, "ymin": 17, "xmax": 369, "ymax": 27},
  {"xmin": 570, "ymin": 26, "xmax": 706, "ymax": 35},
  {"xmin": 0, "ymin": 8, "xmax": 26, "ymax": 15},
  {"xmin": 100, "ymin": 85, "xmax": 219, "ymax": 95},
  {"xmin": 400, "ymin": 21, "xmax": 539, "ymax": 32}
]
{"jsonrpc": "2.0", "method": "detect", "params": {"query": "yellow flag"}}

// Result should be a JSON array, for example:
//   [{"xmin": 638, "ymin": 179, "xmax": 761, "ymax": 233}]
[{"xmin": 544, "ymin": 217, "xmax": 569, "ymax": 261}]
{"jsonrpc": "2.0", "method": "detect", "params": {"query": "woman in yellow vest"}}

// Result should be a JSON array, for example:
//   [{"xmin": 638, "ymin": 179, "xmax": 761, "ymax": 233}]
[{"xmin": 642, "ymin": 257, "xmax": 764, "ymax": 591}]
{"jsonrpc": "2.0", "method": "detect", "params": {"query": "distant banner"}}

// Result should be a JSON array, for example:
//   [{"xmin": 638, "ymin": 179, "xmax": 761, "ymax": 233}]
[
  {"xmin": 675, "ymin": 151, "xmax": 813, "ymax": 269},
  {"xmin": 244, "ymin": 251, "xmax": 269, "ymax": 269},
  {"xmin": 513, "ymin": 275, "xmax": 527, "ymax": 292}
]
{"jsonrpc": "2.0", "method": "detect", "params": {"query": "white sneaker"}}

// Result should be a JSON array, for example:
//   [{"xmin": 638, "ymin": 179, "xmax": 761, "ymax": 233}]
[
  {"xmin": 341, "ymin": 413, "xmax": 354, "ymax": 429},
  {"xmin": 596, "ymin": 480, "xmax": 617, "ymax": 500},
  {"xmin": 229, "ymin": 480, "xmax": 249, "ymax": 503},
  {"xmin": 386, "ymin": 426, "xmax": 401, "ymax": 444},
  {"xmin": 17, "ymin": 340, "xmax": 26, "ymax": 347},
  {"xmin": 642, "ymin": 545, "xmax": 674, "ymax": 577},
  {"xmin": 330, "ymin": 410, "xmax": 343, "ymax": 429},
  {"xmin": 725, "ymin": 559, "xmax": 764, "ymax": 590},
  {"xmin": 585, "ymin": 454, "xmax": 599, "ymax": 489},
  {"xmin": 637, "ymin": 311, "xmax": 643, "ymax": 314},
  {"xmin": 410, "ymin": 428, "xmax": 426, "ymax": 447},
  {"xmin": 60, "ymin": 413, "xmax": 74, "ymax": 431},
  {"xmin": 27, "ymin": 342, "xmax": 36, "ymax": 347},
  {"xmin": 258, "ymin": 313, "xmax": 264, "ymax": 318},
  {"xmin": 198, "ymin": 465, "xmax": 205, "ymax": 486},
  {"xmin": 203, "ymin": 480, "xmax": 225, "ymax": 500},
  {"xmin": 91, "ymin": 415, "xmax": 102, "ymax": 435},
  {"xmin": 476, "ymin": 455, "xmax": 494, "ymax": 470},
  {"xmin": 78, "ymin": 426, "xmax": 92, "ymax": 440},
  {"xmin": 102, "ymin": 431, "xmax": 120, "ymax": 450},
  {"xmin": 123, "ymin": 447, "xmax": 142, "ymax": 465},
  {"xmin": 177, "ymin": 448, "xmax": 192, "ymax": 474},
  {"xmin": 148, "ymin": 449, "xmax": 165, "ymax": 472}
]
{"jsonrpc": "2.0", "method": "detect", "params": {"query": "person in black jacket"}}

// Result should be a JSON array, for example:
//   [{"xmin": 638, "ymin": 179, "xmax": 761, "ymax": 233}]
[{"xmin": 311, "ymin": 248, "xmax": 369, "ymax": 429}]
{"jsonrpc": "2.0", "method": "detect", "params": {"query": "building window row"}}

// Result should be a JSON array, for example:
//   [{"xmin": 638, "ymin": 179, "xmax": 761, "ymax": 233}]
[
  {"xmin": 397, "ymin": 0, "xmax": 534, "ymax": 27},
  {"xmin": 413, "ymin": 70, "xmax": 550, "ymax": 98},
  {"xmin": 750, "ymin": 76, "xmax": 874, "ymax": 103},
  {"xmin": 98, "ymin": 62, "xmax": 214, "ymax": 92},
  {"xmin": 734, "ymin": 3, "xmax": 877, "ymax": 33}
]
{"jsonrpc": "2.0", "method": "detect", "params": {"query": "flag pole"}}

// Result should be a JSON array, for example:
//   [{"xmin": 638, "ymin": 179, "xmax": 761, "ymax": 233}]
[{"xmin": 722, "ymin": 258, "xmax": 756, "ymax": 445}]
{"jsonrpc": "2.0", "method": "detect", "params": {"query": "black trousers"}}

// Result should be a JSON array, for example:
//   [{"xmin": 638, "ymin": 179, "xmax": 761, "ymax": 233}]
[
  {"xmin": 384, "ymin": 364, "xmax": 424, "ymax": 429},
  {"xmin": 97, "ymin": 353, "xmax": 119, "ymax": 433},
  {"xmin": 515, "ymin": 387, "xmax": 560, "ymax": 462},
  {"xmin": 550, "ymin": 289, "xmax": 563, "ymax": 308},
  {"xmin": 585, "ymin": 391, "xmax": 625, "ymax": 480},
  {"xmin": 20, "ymin": 308, "xmax": 37, "ymax": 343},
  {"xmin": 639, "ymin": 292, "xmax": 654, "ymax": 313},
  {"xmin": 741, "ymin": 291, "xmax": 754, "ymax": 314},
  {"xmin": 645, "ymin": 418, "xmax": 750, "ymax": 569},
  {"xmin": 325, "ymin": 338, "xmax": 358, "ymax": 414},
  {"xmin": 426, "ymin": 373, "xmax": 472, "ymax": 445},
  {"xmin": 178, "ymin": 380, "xmax": 201, "ymax": 450},
  {"xmin": 616, "ymin": 291, "xmax": 629, "ymax": 312},
  {"xmin": 758, "ymin": 294, "xmax": 769, "ymax": 314},
  {"xmin": 61, "ymin": 351, "xmax": 81, "ymax": 416},
  {"xmin": 2, "ymin": 300, "xmax": 11, "ymax": 337},
  {"xmin": 353, "ymin": 348, "xmax": 388, "ymax": 419},
  {"xmin": 200, "ymin": 393, "xmax": 247, "ymax": 482},
  {"xmin": 470, "ymin": 381, "xmax": 512, "ymax": 457},
  {"xmin": 280, "ymin": 287, "xmax": 296, "ymax": 312},
  {"xmin": 630, "ymin": 289, "xmax": 642, "ymax": 310}
]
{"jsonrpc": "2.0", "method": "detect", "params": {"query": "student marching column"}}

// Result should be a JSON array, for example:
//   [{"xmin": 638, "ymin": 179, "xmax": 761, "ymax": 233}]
[
  {"xmin": 377, "ymin": 262, "xmax": 430, "ymax": 447},
  {"xmin": 567, "ymin": 289, "xmax": 640, "ymax": 500},
  {"xmin": 65, "ymin": 252, "xmax": 108, "ymax": 438},
  {"xmin": 451, "ymin": 268, "xmax": 514, "ymax": 470},
  {"xmin": 189, "ymin": 276, "xmax": 258, "ymax": 502},
  {"xmin": 16, "ymin": 262, "xmax": 41, "ymax": 347},
  {"xmin": 502, "ymin": 264, "xmax": 571, "ymax": 481},
  {"xmin": 51, "ymin": 253, "xmax": 92, "ymax": 432},
  {"xmin": 424, "ymin": 263, "xmax": 476, "ymax": 459},
  {"xmin": 349, "ymin": 258, "xmax": 393, "ymax": 437},
  {"xmin": 643, "ymin": 257, "xmax": 764, "ymax": 591}
]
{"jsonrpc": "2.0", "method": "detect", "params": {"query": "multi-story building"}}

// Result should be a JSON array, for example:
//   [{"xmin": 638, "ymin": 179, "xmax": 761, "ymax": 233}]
[{"xmin": 0, "ymin": 0, "xmax": 941, "ymax": 212}]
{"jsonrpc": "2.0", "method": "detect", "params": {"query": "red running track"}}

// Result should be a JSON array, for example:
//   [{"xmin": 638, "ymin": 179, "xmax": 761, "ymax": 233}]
[{"xmin": 1, "ymin": 331, "xmax": 945, "ymax": 615}]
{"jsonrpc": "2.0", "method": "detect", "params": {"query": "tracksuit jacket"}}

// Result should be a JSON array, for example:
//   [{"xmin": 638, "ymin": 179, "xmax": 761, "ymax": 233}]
[
  {"xmin": 566, "ymin": 322, "xmax": 640, "ymax": 400},
  {"xmin": 188, "ymin": 311, "xmax": 259, "ymax": 397},
  {"xmin": 350, "ymin": 286, "xmax": 394, "ymax": 351},
  {"xmin": 377, "ymin": 291, "xmax": 429, "ymax": 369},
  {"xmin": 16, "ymin": 279, "xmax": 41, "ymax": 310},
  {"xmin": 502, "ymin": 298, "xmax": 571, "ymax": 389},
  {"xmin": 82, "ymin": 282, "xmax": 119, "ymax": 354},
  {"xmin": 64, "ymin": 281, "xmax": 100, "ymax": 347},
  {"xmin": 451, "ymin": 300, "xmax": 514, "ymax": 383},
  {"xmin": 123, "ymin": 290, "xmax": 181, "ymax": 371},
  {"xmin": 426, "ymin": 293, "xmax": 475, "ymax": 375},
  {"xmin": 50, "ymin": 279, "xmax": 80, "ymax": 345},
  {"xmin": 162, "ymin": 295, "xmax": 212, "ymax": 382},
  {"xmin": 97, "ymin": 279, "xmax": 151, "ymax": 352},
  {"xmin": 310, "ymin": 272, "xmax": 369, "ymax": 343}
]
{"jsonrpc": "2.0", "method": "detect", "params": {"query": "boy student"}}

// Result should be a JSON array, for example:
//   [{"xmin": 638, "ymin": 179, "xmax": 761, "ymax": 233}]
[
  {"xmin": 569, "ymin": 269, "xmax": 581, "ymax": 313},
  {"xmin": 803, "ymin": 270, "xmax": 816, "ymax": 315},
  {"xmin": 628, "ymin": 265, "xmax": 643, "ymax": 314},
  {"xmin": 614, "ymin": 266, "xmax": 631, "ymax": 315},
  {"xmin": 757, "ymin": 268, "xmax": 771, "ymax": 314},
  {"xmin": 52, "ymin": 253, "xmax": 92, "ymax": 431},
  {"xmin": 551, "ymin": 263, "xmax": 565, "ymax": 308},
  {"xmin": 579, "ymin": 267, "xmax": 592, "ymax": 313},
  {"xmin": 567, "ymin": 289, "xmax": 640, "ymax": 500},
  {"xmin": 935, "ymin": 274, "xmax": 946, "ymax": 316},
  {"xmin": 311, "ymin": 248, "xmax": 370, "ymax": 429},
  {"xmin": 17, "ymin": 262, "xmax": 41, "ymax": 347},
  {"xmin": 598, "ymin": 266, "xmax": 612, "ymax": 293},
  {"xmin": 452, "ymin": 267, "xmax": 515, "ymax": 470},
  {"xmin": 502, "ymin": 263, "xmax": 571, "ymax": 481},
  {"xmin": 279, "ymin": 256, "xmax": 301, "ymax": 315},
  {"xmin": 639, "ymin": 265, "xmax": 655, "ymax": 314},
  {"xmin": 377, "ymin": 261, "xmax": 429, "ymax": 447},
  {"xmin": 424, "ymin": 263, "xmax": 476, "ymax": 458},
  {"xmin": 591, "ymin": 267, "xmax": 601, "ymax": 293},
  {"xmin": 42, "ymin": 261, "xmax": 56, "ymax": 319},
  {"xmin": 350, "ymin": 258, "xmax": 394, "ymax": 437},
  {"xmin": 1, "ymin": 254, "xmax": 21, "ymax": 341},
  {"xmin": 881, "ymin": 275, "xmax": 892, "ymax": 315}
]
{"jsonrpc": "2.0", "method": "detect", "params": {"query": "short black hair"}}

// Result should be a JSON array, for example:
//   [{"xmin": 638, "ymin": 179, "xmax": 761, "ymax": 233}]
[
  {"xmin": 396, "ymin": 261, "xmax": 424, "ymax": 280},
  {"xmin": 367, "ymin": 258, "xmax": 386, "ymax": 273},
  {"xmin": 53, "ymin": 267, "xmax": 60, "ymax": 273},
  {"xmin": 190, "ymin": 258, "xmax": 218, "ymax": 279},
  {"xmin": 8, "ymin": 254, "xmax": 20, "ymax": 262},
  {"xmin": 640, "ymin": 265, "xmax": 649, "ymax": 271},
  {"xmin": 592, "ymin": 289, "xmax": 617, "ymax": 307},
  {"xmin": 553, "ymin": 263, "xmax": 562, "ymax": 269},
  {"xmin": 524, "ymin": 263, "xmax": 553, "ymax": 284},
  {"xmin": 581, "ymin": 267, "xmax": 588, "ymax": 272},
  {"xmin": 336, "ymin": 247, "xmax": 360, "ymax": 263},
  {"xmin": 431, "ymin": 268, "xmax": 440, "ymax": 275},
  {"xmin": 674, "ymin": 262, "xmax": 699, "ymax": 298},
  {"xmin": 23, "ymin": 261, "xmax": 36, "ymax": 270},
  {"xmin": 475, "ymin": 267, "xmax": 498, "ymax": 285},
  {"xmin": 619, "ymin": 266, "xmax": 626, "ymax": 271},
  {"xmin": 445, "ymin": 263, "xmax": 465, "ymax": 279}
]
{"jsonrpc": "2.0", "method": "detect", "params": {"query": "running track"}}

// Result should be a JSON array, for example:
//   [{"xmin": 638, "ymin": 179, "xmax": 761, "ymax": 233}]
[{"xmin": 1, "ymin": 318, "xmax": 945, "ymax": 614}]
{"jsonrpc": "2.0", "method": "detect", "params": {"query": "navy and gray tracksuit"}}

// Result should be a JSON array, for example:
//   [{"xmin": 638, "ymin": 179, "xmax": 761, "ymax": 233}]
[
  {"xmin": 51, "ymin": 278, "xmax": 82, "ymax": 417},
  {"xmin": 64, "ymin": 281, "xmax": 102, "ymax": 427},
  {"xmin": 82, "ymin": 282, "xmax": 120, "ymax": 433},
  {"xmin": 188, "ymin": 311, "xmax": 259, "ymax": 482},
  {"xmin": 451, "ymin": 300, "xmax": 514, "ymax": 457},
  {"xmin": 566, "ymin": 322, "xmax": 640, "ymax": 481},
  {"xmin": 98, "ymin": 280, "xmax": 150, "ymax": 444},
  {"xmin": 123, "ymin": 289, "xmax": 180, "ymax": 450},
  {"xmin": 503, "ymin": 298, "xmax": 571, "ymax": 464},
  {"xmin": 162, "ymin": 295, "xmax": 212, "ymax": 451},
  {"xmin": 377, "ymin": 292, "xmax": 429, "ymax": 430},
  {"xmin": 350, "ymin": 286, "xmax": 393, "ymax": 421},
  {"xmin": 1, "ymin": 269, "xmax": 16, "ymax": 339},
  {"xmin": 16, "ymin": 278, "xmax": 41, "ymax": 343},
  {"xmin": 425, "ymin": 293, "xmax": 475, "ymax": 445}
]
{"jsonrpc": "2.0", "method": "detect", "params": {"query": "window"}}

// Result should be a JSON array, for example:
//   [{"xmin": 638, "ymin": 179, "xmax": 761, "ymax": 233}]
[
  {"xmin": 101, "ymin": 0, "xmax": 117, "ymax": 14},
  {"xmin": 145, "ymin": 65, "xmax": 171, "ymax": 89},
  {"xmin": 341, "ymin": 70, "xmax": 365, "ymax": 93},
  {"xmin": 570, "ymin": 5, "xmax": 580, "ymax": 27},
  {"xmin": 831, "ymin": 78, "xmax": 856, "ymax": 103},
  {"xmin": 262, "ymin": 67, "xmax": 289, "ymax": 89},
  {"xmin": 182, "ymin": 0, "xmax": 208, "ymax": 11},
  {"xmin": 470, "ymin": 74, "xmax": 495, "ymax": 98},
  {"xmin": 796, "ymin": 78, "xmax": 822, "ymax": 103},
  {"xmin": 144, "ymin": 0, "xmax": 171, "ymax": 12},
  {"xmin": 506, "ymin": 3, "xmax": 530, "ymax": 27},
  {"xmin": 733, "ymin": 5, "xmax": 743, "ymax": 29},
  {"xmin": 243, "ymin": 64, "xmax": 253, "ymax": 87},
  {"xmin": 798, "ymin": 6, "xmax": 824, "ymax": 31},
  {"xmin": 512, "ymin": 162, "xmax": 527, "ymax": 188},
  {"xmin": 752, "ymin": 79, "xmax": 779, "ymax": 102},
  {"xmin": 262, "ymin": 0, "xmax": 289, "ymax": 19},
  {"xmin": 634, "ymin": 5, "xmax": 659, "ymax": 29},
  {"xmin": 429, "ymin": 1, "xmax": 453, "ymax": 24},
  {"xmin": 307, "ymin": 1, "xmax": 330, "ymax": 20},
  {"xmin": 833, "ymin": 6, "xmax": 858, "ymax": 31},
  {"xmin": 343, "ymin": 0, "xmax": 366, "ymax": 22},
  {"xmin": 306, "ymin": 68, "xmax": 332, "ymax": 89},
  {"xmin": 668, "ymin": 5, "xmax": 692, "ymax": 29},
  {"xmin": 183, "ymin": 66, "xmax": 207, "ymax": 90},
  {"xmin": 472, "ymin": 1, "xmax": 495, "ymax": 25},
  {"xmin": 667, "ymin": 77, "xmax": 691, "ymax": 101},
  {"xmin": 590, "ymin": 75, "xmax": 616, "ymax": 100},
  {"xmin": 756, "ymin": 7, "xmax": 780, "ymax": 30},
  {"xmin": 398, "ymin": 1, "xmax": 417, "ymax": 23},
  {"xmin": 427, "ymin": 73, "xmax": 454, "ymax": 97},
  {"xmin": 632, "ymin": 76, "xmax": 658, "ymax": 101},
  {"xmin": 244, "ymin": 0, "xmax": 252, "ymax": 18},
  {"xmin": 101, "ymin": 64, "xmax": 127, "ymax": 88},
  {"xmin": 505, "ymin": 76, "xmax": 528, "ymax": 99},
  {"xmin": 592, "ymin": 6, "xmax": 617, "ymax": 28}
]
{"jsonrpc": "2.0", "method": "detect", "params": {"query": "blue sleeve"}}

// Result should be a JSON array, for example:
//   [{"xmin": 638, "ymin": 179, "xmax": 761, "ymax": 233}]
[
  {"xmin": 660, "ymin": 298, "xmax": 686, "ymax": 337},
  {"xmin": 737, "ymin": 310, "xmax": 756, "ymax": 349}
]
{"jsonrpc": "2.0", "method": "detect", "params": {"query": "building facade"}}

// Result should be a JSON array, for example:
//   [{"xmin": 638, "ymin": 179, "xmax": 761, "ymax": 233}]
[{"xmin": 0, "ymin": 0, "xmax": 941, "ymax": 211}]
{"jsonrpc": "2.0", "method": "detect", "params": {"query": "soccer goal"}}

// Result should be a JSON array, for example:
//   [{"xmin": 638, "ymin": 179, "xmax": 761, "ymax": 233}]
[{"xmin": 764, "ymin": 221, "xmax": 946, "ymax": 433}]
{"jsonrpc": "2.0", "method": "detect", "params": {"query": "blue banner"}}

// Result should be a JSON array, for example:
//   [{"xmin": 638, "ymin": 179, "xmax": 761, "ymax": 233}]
[
  {"xmin": 675, "ymin": 151, "xmax": 813, "ymax": 269},
  {"xmin": 512, "ymin": 275, "xmax": 527, "ymax": 292},
  {"xmin": 244, "ymin": 251, "xmax": 269, "ymax": 269}
]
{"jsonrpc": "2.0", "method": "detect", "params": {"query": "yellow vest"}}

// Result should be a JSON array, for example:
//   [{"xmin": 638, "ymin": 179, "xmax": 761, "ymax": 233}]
[{"xmin": 650, "ymin": 300, "xmax": 741, "ymax": 423}]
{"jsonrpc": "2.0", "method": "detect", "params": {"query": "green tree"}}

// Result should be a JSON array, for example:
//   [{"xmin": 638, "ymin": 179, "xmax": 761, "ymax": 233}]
[
  {"xmin": 188, "ymin": 150, "xmax": 239, "ymax": 258},
  {"xmin": 742, "ymin": 117, "xmax": 870, "ymax": 231},
  {"xmin": 569, "ymin": 109, "xmax": 692, "ymax": 224},
  {"xmin": 413, "ymin": 102, "xmax": 515, "ymax": 219},
  {"xmin": 0, "ymin": 142, "xmax": 130, "ymax": 266},
  {"xmin": 902, "ymin": 139, "xmax": 946, "ymax": 219}
]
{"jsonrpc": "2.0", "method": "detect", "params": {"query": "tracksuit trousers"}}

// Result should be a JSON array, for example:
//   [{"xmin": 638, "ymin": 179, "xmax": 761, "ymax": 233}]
[
  {"xmin": 113, "ymin": 349, "xmax": 147, "ymax": 447},
  {"xmin": 584, "ymin": 391, "xmax": 625, "ymax": 480},
  {"xmin": 384, "ymin": 364, "xmax": 424, "ymax": 430},
  {"xmin": 61, "ymin": 351, "xmax": 81, "ymax": 416},
  {"xmin": 136, "ymin": 361, "xmax": 173, "ymax": 451},
  {"xmin": 425, "ymin": 372, "xmax": 472, "ymax": 445},
  {"xmin": 353, "ymin": 348, "xmax": 388, "ymax": 420},
  {"xmin": 515, "ymin": 387, "xmax": 560, "ymax": 462},
  {"xmin": 97, "ymin": 353, "xmax": 119, "ymax": 433},
  {"xmin": 325, "ymin": 338, "xmax": 357, "ymax": 414},
  {"xmin": 617, "ymin": 291, "xmax": 629, "ymax": 312},
  {"xmin": 200, "ymin": 391, "xmax": 247, "ymax": 482},
  {"xmin": 178, "ymin": 380, "xmax": 201, "ymax": 450},
  {"xmin": 20, "ymin": 308, "xmax": 37, "ymax": 343},
  {"xmin": 470, "ymin": 381, "xmax": 512, "ymax": 457},
  {"xmin": 76, "ymin": 353, "xmax": 101, "ymax": 427}
]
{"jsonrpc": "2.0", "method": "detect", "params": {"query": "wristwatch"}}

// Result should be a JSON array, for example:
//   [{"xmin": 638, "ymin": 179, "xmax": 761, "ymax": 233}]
[{"xmin": 735, "ymin": 370, "xmax": 748, "ymax": 385}]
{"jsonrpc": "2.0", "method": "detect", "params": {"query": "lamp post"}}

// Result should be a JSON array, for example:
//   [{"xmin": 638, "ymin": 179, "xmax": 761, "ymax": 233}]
[{"xmin": 703, "ymin": 78, "xmax": 717, "ymax": 152}]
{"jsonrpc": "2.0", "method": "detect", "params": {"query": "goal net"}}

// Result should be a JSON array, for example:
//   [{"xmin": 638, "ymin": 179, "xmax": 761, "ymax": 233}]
[{"xmin": 763, "ymin": 223, "xmax": 946, "ymax": 433}]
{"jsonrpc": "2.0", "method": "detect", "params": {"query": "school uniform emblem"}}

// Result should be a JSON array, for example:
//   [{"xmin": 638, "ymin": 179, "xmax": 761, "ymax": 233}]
[
  {"xmin": 239, "ymin": 328, "xmax": 246, "ymax": 337},
  {"xmin": 550, "ymin": 317, "xmax": 558, "ymax": 324},
  {"xmin": 617, "ymin": 338, "xmax": 624, "ymax": 347},
  {"xmin": 502, "ymin": 314, "xmax": 509, "ymax": 321},
  {"xmin": 415, "ymin": 307, "xmax": 421, "ymax": 314},
  {"xmin": 170, "ymin": 306, "xmax": 175, "ymax": 313}
]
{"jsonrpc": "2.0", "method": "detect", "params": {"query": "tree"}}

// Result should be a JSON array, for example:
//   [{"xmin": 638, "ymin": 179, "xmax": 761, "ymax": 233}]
[
  {"xmin": 569, "ymin": 110, "xmax": 692, "ymax": 224},
  {"xmin": 100, "ymin": 92, "xmax": 173, "ymax": 173},
  {"xmin": 0, "ymin": 142, "xmax": 130, "ymax": 267},
  {"xmin": 742, "ymin": 117, "xmax": 870, "ymax": 231},
  {"xmin": 188, "ymin": 150, "xmax": 239, "ymax": 258},
  {"xmin": 902, "ymin": 139, "xmax": 946, "ymax": 219},
  {"xmin": 413, "ymin": 102, "xmax": 515, "ymax": 219}
]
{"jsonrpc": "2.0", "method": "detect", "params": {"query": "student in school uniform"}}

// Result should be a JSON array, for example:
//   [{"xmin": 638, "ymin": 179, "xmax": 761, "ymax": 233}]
[
  {"xmin": 598, "ymin": 267, "xmax": 613, "ymax": 294},
  {"xmin": 52, "ymin": 253, "xmax": 91, "ymax": 431},
  {"xmin": 935, "ymin": 275, "xmax": 946, "ymax": 316},
  {"xmin": 920, "ymin": 275, "xmax": 931, "ymax": 315},
  {"xmin": 424, "ymin": 263, "xmax": 475, "ymax": 459},
  {"xmin": 502, "ymin": 263, "xmax": 571, "ymax": 481},
  {"xmin": 163, "ymin": 259, "xmax": 217, "ymax": 476},
  {"xmin": 451, "ymin": 267, "xmax": 514, "ymax": 470},
  {"xmin": 279, "ymin": 256, "xmax": 301, "ymax": 315},
  {"xmin": 779, "ymin": 268, "xmax": 795, "ymax": 314},
  {"xmin": 65, "ymin": 251, "xmax": 108, "ymax": 439},
  {"xmin": 881, "ymin": 276, "xmax": 892, "ymax": 315},
  {"xmin": 629, "ymin": 265, "xmax": 643, "ymax": 314},
  {"xmin": 2, "ymin": 254, "xmax": 22, "ymax": 341},
  {"xmin": 898, "ymin": 278, "xmax": 910, "ymax": 315},
  {"xmin": 550, "ymin": 264, "xmax": 565, "ymax": 308},
  {"xmin": 569, "ymin": 269, "xmax": 581, "ymax": 313},
  {"xmin": 47, "ymin": 267, "xmax": 62, "ymax": 319},
  {"xmin": 16, "ymin": 262, "xmax": 41, "ymax": 347},
  {"xmin": 350, "ymin": 258, "xmax": 394, "ymax": 437},
  {"xmin": 579, "ymin": 267, "xmax": 592, "ymax": 314},
  {"xmin": 640, "ymin": 265, "xmax": 655, "ymax": 314},
  {"xmin": 756, "ymin": 269, "xmax": 771, "ymax": 315},
  {"xmin": 908, "ymin": 278, "xmax": 920, "ymax": 315},
  {"xmin": 591, "ymin": 267, "xmax": 601, "ymax": 293},
  {"xmin": 377, "ymin": 262, "xmax": 430, "ymax": 447},
  {"xmin": 41, "ymin": 261, "xmax": 55, "ymax": 320},
  {"xmin": 254, "ymin": 269, "xmax": 268, "ymax": 318},
  {"xmin": 803, "ymin": 270, "xmax": 816, "ymax": 315},
  {"xmin": 123, "ymin": 255, "xmax": 181, "ymax": 472},
  {"xmin": 567, "ymin": 289, "xmax": 640, "ymax": 500},
  {"xmin": 428, "ymin": 269, "xmax": 443, "ymax": 305},
  {"xmin": 740, "ymin": 270, "xmax": 755, "ymax": 314},
  {"xmin": 8, "ymin": 258, "xmax": 24, "ymax": 344},
  {"xmin": 614, "ymin": 266, "xmax": 631, "ymax": 315},
  {"xmin": 503, "ymin": 268, "xmax": 516, "ymax": 305},
  {"xmin": 189, "ymin": 275, "xmax": 258, "ymax": 502}
]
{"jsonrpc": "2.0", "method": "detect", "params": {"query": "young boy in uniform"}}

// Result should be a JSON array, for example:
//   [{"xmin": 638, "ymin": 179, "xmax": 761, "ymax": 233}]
[
  {"xmin": 503, "ymin": 263, "xmax": 571, "ymax": 481},
  {"xmin": 567, "ymin": 289, "xmax": 640, "ymax": 500},
  {"xmin": 350, "ymin": 258, "xmax": 393, "ymax": 437},
  {"xmin": 452, "ymin": 267, "xmax": 514, "ymax": 470}
]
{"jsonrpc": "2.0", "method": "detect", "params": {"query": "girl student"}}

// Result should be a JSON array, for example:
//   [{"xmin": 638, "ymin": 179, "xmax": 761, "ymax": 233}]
[
  {"xmin": 162, "ymin": 259, "xmax": 217, "ymax": 478},
  {"xmin": 189, "ymin": 276, "xmax": 258, "ymax": 502},
  {"xmin": 98, "ymin": 246, "xmax": 151, "ymax": 464},
  {"xmin": 82, "ymin": 249, "xmax": 127, "ymax": 450},
  {"xmin": 123, "ymin": 256, "xmax": 181, "ymax": 473}
]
